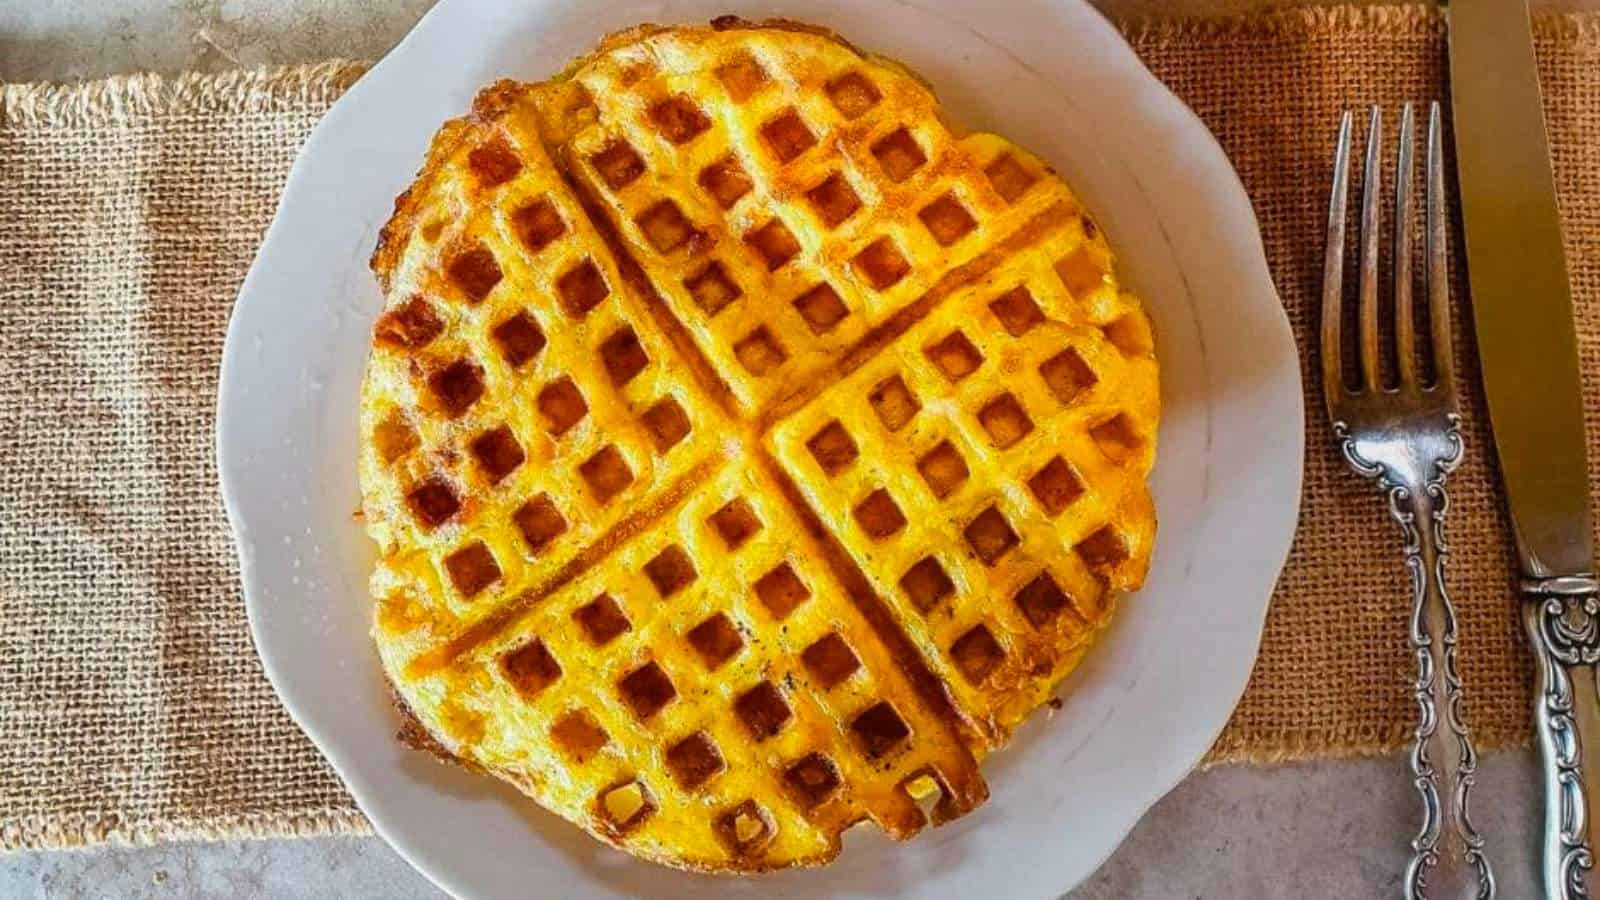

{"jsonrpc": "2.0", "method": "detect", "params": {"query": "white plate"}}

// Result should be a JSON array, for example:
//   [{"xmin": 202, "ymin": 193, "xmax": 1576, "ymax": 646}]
[{"xmin": 217, "ymin": 1, "xmax": 1303, "ymax": 896}]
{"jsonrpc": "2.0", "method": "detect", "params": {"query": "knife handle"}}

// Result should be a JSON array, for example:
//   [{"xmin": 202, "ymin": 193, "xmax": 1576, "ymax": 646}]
[
  {"xmin": 1524, "ymin": 574, "xmax": 1600, "ymax": 899},
  {"xmin": 1389, "ymin": 477, "xmax": 1494, "ymax": 900}
]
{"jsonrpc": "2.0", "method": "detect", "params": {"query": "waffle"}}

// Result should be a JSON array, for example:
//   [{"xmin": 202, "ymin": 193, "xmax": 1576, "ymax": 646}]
[{"xmin": 361, "ymin": 17, "xmax": 1159, "ymax": 874}]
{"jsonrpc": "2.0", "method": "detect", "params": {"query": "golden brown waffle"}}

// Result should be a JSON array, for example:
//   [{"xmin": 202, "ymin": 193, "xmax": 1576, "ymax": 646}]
[
  {"xmin": 360, "ymin": 18, "xmax": 1158, "ymax": 874},
  {"xmin": 768, "ymin": 226, "xmax": 1158, "ymax": 744}
]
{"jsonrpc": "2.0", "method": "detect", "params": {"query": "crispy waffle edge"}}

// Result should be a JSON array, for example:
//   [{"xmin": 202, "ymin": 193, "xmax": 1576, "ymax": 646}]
[
  {"xmin": 382, "ymin": 666, "xmax": 850, "ymax": 875},
  {"xmin": 371, "ymin": 14, "xmax": 944, "ymax": 298}
]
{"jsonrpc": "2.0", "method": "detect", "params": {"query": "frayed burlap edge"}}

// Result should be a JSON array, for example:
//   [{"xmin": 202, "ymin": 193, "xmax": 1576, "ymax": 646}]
[
  {"xmin": 2, "ymin": 809, "xmax": 371, "ymax": 853},
  {"xmin": 3, "ymin": 6, "xmax": 1594, "ymax": 131},
  {"xmin": 0, "ymin": 59, "xmax": 369, "ymax": 129},
  {"xmin": 1121, "ymin": 3, "xmax": 1600, "ymax": 46},
  {"xmin": 1204, "ymin": 726, "xmax": 1534, "ymax": 770}
]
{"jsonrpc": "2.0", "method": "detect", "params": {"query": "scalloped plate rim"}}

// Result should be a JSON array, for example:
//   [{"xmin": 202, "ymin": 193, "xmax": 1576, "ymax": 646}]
[{"xmin": 217, "ymin": 1, "xmax": 1303, "ymax": 897}]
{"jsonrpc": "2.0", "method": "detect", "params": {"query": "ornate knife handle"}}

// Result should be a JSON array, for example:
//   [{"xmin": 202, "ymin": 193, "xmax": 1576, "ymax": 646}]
[
  {"xmin": 1343, "ymin": 427, "xmax": 1493, "ymax": 899},
  {"xmin": 1525, "ymin": 574, "xmax": 1600, "ymax": 899}
]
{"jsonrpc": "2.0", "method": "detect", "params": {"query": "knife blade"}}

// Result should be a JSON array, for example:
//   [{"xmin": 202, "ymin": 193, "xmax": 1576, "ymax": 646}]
[
  {"xmin": 1449, "ymin": 2, "xmax": 1600, "ymax": 897},
  {"xmin": 1449, "ymin": 0, "xmax": 1592, "ymax": 579}
]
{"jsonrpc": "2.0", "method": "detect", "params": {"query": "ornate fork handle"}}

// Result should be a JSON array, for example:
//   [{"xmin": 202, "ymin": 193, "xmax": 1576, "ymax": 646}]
[
  {"xmin": 1525, "ymin": 574, "xmax": 1600, "ymax": 899},
  {"xmin": 1340, "ymin": 424, "xmax": 1494, "ymax": 899}
]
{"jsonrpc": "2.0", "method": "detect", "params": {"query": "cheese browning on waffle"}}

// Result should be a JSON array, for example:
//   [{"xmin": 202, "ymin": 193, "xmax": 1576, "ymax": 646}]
[
  {"xmin": 363, "ymin": 84, "xmax": 732, "ymax": 651},
  {"xmin": 532, "ymin": 27, "xmax": 1074, "ymax": 414},
  {"xmin": 362, "ymin": 18, "xmax": 1159, "ymax": 874},
  {"xmin": 419, "ymin": 460, "xmax": 985, "ymax": 870}
]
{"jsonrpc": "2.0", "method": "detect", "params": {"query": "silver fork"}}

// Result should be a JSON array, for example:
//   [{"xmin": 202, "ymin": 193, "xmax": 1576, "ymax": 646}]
[{"xmin": 1322, "ymin": 103, "xmax": 1494, "ymax": 899}]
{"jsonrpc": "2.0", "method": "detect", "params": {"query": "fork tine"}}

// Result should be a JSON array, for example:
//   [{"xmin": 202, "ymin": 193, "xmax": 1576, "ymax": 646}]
[
  {"xmin": 1321, "ymin": 110, "xmax": 1353, "ymax": 408},
  {"xmin": 1358, "ymin": 106, "xmax": 1383, "ymax": 392},
  {"xmin": 1393, "ymin": 103, "xmax": 1417, "ymax": 388},
  {"xmin": 1426, "ymin": 101, "xmax": 1455, "ymax": 393}
]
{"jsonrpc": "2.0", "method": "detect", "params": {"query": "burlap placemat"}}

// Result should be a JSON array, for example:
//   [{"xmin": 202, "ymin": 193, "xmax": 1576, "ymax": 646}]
[{"xmin": 2, "ymin": 5, "xmax": 1597, "ymax": 852}]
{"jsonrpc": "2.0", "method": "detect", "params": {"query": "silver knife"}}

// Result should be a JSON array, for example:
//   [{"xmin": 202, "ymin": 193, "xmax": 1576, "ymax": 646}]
[{"xmin": 1448, "ymin": 1, "xmax": 1599, "ymax": 896}]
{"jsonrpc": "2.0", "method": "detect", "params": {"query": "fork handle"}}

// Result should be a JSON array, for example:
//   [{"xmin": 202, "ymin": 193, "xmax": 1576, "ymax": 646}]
[
  {"xmin": 1388, "ymin": 477, "xmax": 1494, "ymax": 899},
  {"xmin": 1523, "ymin": 575, "xmax": 1600, "ymax": 899}
]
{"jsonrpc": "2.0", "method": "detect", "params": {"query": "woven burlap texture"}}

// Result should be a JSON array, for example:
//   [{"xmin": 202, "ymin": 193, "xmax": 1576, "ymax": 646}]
[{"xmin": 1, "ymin": 5, "xmax": 1596, "ymax": 852}]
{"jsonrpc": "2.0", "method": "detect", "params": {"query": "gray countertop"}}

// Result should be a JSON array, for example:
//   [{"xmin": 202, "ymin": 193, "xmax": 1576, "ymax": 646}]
[
  {"xmin": 0, "ymin": 754, "xmax": 1551, "ymax": 898},
  {"xmin": 0, "ymin": 0, "xmax": 1581, "ymax": 896}
]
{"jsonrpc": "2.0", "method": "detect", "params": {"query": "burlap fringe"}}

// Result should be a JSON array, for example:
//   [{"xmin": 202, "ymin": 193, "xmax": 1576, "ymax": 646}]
[
  {"xmin": 1, "ymin": 808, "xmax": 371, "ymax": 853},
  {"xmin": 1, "ymin": 59, "xmax": 370, "ymax": 129},
  {"xmin": 1121, "ymin": 3, "xmax": 1600, "ymax": 47},
  {"xmin": 1204, "ymin": 727, "xmax": 1533, "ymax": 770},
  {"xmin": 5, "ymin": 7, "xmax": 1595, "ymax": 130}
]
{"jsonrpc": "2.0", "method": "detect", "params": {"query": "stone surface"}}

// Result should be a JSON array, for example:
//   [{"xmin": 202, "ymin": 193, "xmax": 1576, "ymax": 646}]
[
  {"xmin": 12, "ymin": 0, "xmax": 1592, "ymax": 83},
  {"xmin": 0, "ymin": 0, "xmax": 1579, "ymax": 896}
]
